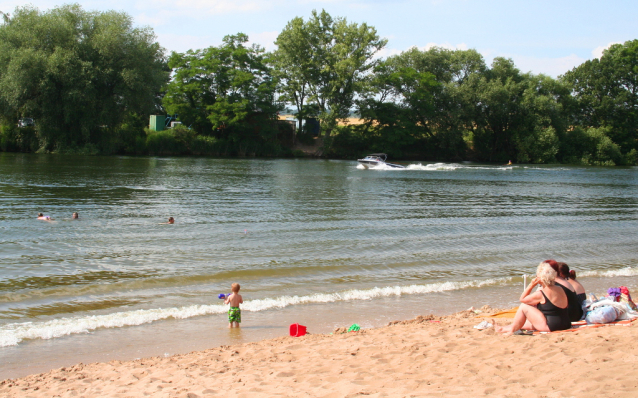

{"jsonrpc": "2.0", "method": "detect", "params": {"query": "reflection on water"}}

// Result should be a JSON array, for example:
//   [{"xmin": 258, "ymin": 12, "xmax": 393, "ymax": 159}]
[{"xmin": 0, "ymin": 153, "xmax": 637, "ymax": 350}]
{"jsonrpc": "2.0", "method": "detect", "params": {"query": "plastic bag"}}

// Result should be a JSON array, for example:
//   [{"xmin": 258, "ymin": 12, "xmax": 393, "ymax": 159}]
[{"xmin": 585, "ymin": 306, "xmax": 617, "ymax": 324}]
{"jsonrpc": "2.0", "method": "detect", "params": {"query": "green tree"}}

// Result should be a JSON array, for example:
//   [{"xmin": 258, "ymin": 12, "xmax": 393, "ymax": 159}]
[
  {"xmin": 0, "ymin": 4, "xmax": 168, "ymax": 153},
  {"xmin": 163, "ymin": 34, "xmax": 281, "ymax": 156},
  {"xmin": 356, "ymin": 47, "xmax": 486, "ymax": 159},
  {"xmin": 562, "ymin": 39, "xmax": 638, "ymax": 158},
  {"xmin": 461, "ymin": 58, "xmax": 569, "ymax": 163},
  {"xmin": 272, "ymin": 17, "xmax": 316, "ymax": 136},
  {"xmin": 274, "ymin": 10, "xmax": 387, "ymax": 139}
]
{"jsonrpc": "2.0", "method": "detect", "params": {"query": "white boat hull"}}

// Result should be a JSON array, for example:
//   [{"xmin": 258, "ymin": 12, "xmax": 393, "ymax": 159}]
[{"xmin": 357, "ymin": 160, "xmax": 404, "ymax": 169}]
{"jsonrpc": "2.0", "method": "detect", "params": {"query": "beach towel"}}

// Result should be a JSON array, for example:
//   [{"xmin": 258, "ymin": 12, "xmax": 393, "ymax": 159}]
[
  {"xmin": 477, "ymin": 308, "xmax": 518, "ymax": 318},
  {"xmin": 533, "ymin": 319, "xmax": 635, "ymax": 335}
]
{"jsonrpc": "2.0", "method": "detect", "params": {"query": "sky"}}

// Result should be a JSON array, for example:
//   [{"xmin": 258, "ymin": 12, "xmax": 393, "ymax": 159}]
[{"xmin": 1, "ymin": 0, "xmax": 636, "ymax": 77}]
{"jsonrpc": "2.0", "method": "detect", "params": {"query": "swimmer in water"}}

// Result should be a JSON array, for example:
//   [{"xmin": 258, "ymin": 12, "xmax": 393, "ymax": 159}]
[
  {"xmin": 168, "ymin": 217, "xmax": 174, "ymax": 224},
  {"xmin": 72, "ymin": 212, "xmax": 79, "ymax": 219},
  {"xmin": 37, "ymin": 213, "xmax": 51, "ymax": 221}
]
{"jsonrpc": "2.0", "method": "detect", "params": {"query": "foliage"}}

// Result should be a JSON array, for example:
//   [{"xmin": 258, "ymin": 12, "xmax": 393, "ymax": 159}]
[
  {"xmin": 274, "ymin": 10, "xmax": 387, "ymax": 139},
  {"xmin": 0, "ymin": 6, "xmax": 635, "ymax": 165},
  {"xmin": 562, "ymin": 39, "xmax": 638, "ymax": 156},
  {"xmin": 0, "ymin": 123, "xmax": 38, "ymax": 152},
  {"xmin": 163, "ymin": 33, "xmax": 282, "ymax": 155},
  {"xmin": 0, "ymin": 4, "xmax": 168, "ymax": 153}
]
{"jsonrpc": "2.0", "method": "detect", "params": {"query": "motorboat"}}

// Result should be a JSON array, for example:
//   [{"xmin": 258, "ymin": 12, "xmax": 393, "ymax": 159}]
[{"xmin": 357, "ymin": 153, "xmax": 405, "ymax": 169}]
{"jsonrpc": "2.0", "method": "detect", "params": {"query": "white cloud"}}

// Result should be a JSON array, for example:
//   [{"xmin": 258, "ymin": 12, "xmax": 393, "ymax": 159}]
[
  {"xmin": 131, "ymin": 0, "xmax": 282, "ymax": 26},
  {"xmin": 248, "ymin": 31, "xmax": 280, "ymax": 52},
  {"xmin": 419, "ymin": 42, "xmax": 468, "ymax": 51},
  {"xmin": 372, "ymin": 42, "xmax": 469, "ymax": 60},
  {"xmin": 592, "ymin": 42, "xmax": 621, "ymax": 59},
  {"xmin": 374, "ymin": 47, "xmax": 403, "ymax": 59},
  {"xmin": 506, "ymin": 54, "xmax": 586, "ymax": 77},
  {"xmin": 156, "ymin": 33, "xmax": 219, "ymax": 53},
  {"xmin": 156, "ymin": 30, "xmax": 280, "ymax": 54}
]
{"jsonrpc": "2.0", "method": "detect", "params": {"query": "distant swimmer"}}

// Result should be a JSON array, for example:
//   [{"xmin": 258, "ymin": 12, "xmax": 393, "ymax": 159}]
[
  {"xmin": 507, "ymin": 160, "xmax": 512, "ymax": 165},
  {"xmin": 160, "ymin": 217, "xmax": 175, "ymax": 224},
  {"xmin": 37, "ymin": 213, "xmax": 51, "ymax": 221},
  {"xmin": 72, "ymin": 212, "xmax": 79, "ymax": 219}
]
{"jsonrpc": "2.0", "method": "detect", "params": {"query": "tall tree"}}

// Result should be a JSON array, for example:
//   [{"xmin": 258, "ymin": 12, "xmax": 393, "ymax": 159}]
[
  {"xmin": 356, "ymin": 47, "xmax": 487, "ymax": 159},
  {"xmin": 272, "ymin": 17, "xmax": 315, "ymax": 135},
  {"xmin": 562, "ymin": 39, "xmax": 638, "ymax": 156},
  {"xmin": 274, "ymin": 10, "xmax": 387, "ymax": 139},
  {"xmin": 0, "ymin": 4, "xmax": 168, "ymax": 152},
  {"xmin": 163, "ymin": 34, "xmax": 281, "ymax": 155}
]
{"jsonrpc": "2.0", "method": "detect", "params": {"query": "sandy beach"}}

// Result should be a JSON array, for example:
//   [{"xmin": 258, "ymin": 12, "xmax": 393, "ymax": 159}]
[{"xmin": 2, "ymin": 307, "xmax": 637, "ymax": 398}]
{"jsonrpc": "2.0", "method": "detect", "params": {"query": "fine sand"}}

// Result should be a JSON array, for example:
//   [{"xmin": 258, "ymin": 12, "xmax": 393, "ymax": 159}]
[{"xmin": 2, "ymin": 307, "xmax": 637, "ymax": 397}]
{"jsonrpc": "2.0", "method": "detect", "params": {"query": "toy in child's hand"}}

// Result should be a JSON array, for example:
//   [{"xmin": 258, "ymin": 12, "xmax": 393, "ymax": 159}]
[{"xmin": 219, "ymin": 293, "xmax": 231, "ymax": 299}]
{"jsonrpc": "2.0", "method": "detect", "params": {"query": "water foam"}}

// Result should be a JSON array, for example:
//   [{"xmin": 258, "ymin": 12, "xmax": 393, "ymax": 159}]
[
  {"xmin": 358, "ymin": 162, "xmax": 513, "ymax": 171},
  {"xmin": 0, "ymin": 277, "xmax": 510, "ymax": 347},
  {"xmin": 579, "ymin": 266, "xmax": 638, "ymax": 278}
]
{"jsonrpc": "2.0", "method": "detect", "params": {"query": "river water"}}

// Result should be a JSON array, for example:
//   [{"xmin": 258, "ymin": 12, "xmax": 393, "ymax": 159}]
[{"xmin": 1, "ymin": 153, "xmax": 637, "ymax": 378}]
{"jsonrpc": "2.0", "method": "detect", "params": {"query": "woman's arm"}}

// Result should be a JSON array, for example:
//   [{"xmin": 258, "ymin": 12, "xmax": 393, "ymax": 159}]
[
  {"xmin": 521, "ymin": 290, "xmax": 543, "ymax": 306},
  {"xmin": 520, "ymin": 277, "xmax": 543, "ymax": 305}
]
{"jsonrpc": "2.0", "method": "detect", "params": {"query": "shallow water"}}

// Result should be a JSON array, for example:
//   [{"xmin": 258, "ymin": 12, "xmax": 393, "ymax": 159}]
[{"xmin": 1, "ymin": 153, "xmax": 637, "ymax": 378}]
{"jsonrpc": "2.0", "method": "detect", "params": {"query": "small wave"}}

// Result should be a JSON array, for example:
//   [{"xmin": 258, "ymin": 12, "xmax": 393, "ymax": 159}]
[
  {"xmin": 579, "ymin": 267, "xmax": 638, "ymax": 278},
  {"xmin": 0, "ymin": 277, "xmax": 511, "ymax": 346}
]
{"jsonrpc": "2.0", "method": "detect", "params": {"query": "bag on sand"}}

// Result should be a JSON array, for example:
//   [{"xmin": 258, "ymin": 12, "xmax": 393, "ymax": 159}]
[{"xmin": 585, "ymin": 306, "xmax": 617, "ymax": 324}]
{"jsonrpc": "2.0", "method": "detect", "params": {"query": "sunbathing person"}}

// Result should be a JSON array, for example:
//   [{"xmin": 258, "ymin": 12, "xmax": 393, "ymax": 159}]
[
  {"xmin": 546, "ymin": 259, "xmax": 583, "ymax": 322},
  {"xmin": 493, "ymin": 262, "xmax": 570, "ymax": 335},
  {"xmin": 558, "ymin": 262, "xmax": 586, "ymax": 305}
]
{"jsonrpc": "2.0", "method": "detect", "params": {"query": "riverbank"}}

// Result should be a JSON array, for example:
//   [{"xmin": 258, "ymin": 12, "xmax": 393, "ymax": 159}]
[{"xmin": 2, "ymin": 307, "xmax": 637, "ymax": 397}]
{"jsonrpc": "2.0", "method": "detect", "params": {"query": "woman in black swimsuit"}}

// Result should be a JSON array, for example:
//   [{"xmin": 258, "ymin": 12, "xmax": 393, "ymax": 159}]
[
  {"xmin": 546, "ymin": 260, "xmax": 584, "ymax": 322},
  {"xmin": 558, "ymin": 262, "xmax": 586, "ymax": 305},
  {"xmin": 494, "ymin": 262, "xmax": 570, "ymax": 335}
]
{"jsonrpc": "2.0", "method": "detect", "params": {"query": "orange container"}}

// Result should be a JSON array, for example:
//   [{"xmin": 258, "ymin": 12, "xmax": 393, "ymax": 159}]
[{"xmin": 289, "ymin": 323, "xmax": 307, "ymax": 337}]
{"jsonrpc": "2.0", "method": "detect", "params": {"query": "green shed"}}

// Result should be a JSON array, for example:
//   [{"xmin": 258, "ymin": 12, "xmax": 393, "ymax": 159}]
[{"xmin": 149, "ymin": 115, "xmax": 165, "ymax": 131}]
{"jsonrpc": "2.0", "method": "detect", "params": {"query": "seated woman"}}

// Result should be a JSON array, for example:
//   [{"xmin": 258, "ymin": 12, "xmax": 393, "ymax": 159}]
[
  {"xmin": 546, "ymin": 259, "xmax": 583, "ymax": 322},
  {"xmin": 558, "ymin": 262, "xmax": 586, "ymax": 305},
  {"xmin": 493, "ymin": 262, "xmax": 571, "ymax": 335}
]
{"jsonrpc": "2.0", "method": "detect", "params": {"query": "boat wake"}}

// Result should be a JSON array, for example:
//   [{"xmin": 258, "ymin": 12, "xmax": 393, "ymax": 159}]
[{"xmin": 358, "ymin": 162, "xmax": 513, "ymax": 171}]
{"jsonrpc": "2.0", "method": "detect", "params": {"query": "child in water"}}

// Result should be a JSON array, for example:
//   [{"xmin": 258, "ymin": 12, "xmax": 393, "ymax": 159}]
[{"xmin": 224, "ymin": 283, "xmax": 243, "ymax": 328}]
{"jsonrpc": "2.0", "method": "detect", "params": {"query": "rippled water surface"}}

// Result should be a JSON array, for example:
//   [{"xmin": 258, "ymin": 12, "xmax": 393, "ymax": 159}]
[{"xmin": 1, "ymin": 153, "xmax": 637, "ymax": 377}]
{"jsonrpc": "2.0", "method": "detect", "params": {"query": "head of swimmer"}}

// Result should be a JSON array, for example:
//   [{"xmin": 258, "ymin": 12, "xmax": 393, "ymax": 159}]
[
  {"xmin": 72, "ymin": 212, "xmax": 79, "ymax": 219},
  {"xmin": 168, "ymin": 217, "xmax": 174, "ymax": 224}
]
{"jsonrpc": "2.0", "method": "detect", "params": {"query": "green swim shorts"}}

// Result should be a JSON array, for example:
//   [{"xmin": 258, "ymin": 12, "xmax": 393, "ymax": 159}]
[{"xmin": 228, "ymin": 306, "xmax": 241, "ymax": 323}]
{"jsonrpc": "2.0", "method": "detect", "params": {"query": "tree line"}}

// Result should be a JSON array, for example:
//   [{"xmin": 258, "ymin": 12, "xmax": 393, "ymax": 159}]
[{"xmin": 0, "ymin": 5, "xmax": 636, "ymax": 165}]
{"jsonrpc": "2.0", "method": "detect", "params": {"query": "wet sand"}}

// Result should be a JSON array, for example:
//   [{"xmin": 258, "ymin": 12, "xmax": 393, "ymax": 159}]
[{"xmin": 2, "ymin": 307, "xmax": 637, "ymax": 397}]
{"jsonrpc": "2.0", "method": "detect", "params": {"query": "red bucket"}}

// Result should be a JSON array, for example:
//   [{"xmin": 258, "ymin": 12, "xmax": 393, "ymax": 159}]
[{"xmin": 289, "ymin": 323, "xmax": 307, "ymax": 337}]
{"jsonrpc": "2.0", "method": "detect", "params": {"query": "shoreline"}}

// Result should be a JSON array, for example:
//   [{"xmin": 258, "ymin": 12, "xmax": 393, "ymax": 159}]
[{"xmin": 2, "ymin": 307, "xmax": 637, "ymax": 397}]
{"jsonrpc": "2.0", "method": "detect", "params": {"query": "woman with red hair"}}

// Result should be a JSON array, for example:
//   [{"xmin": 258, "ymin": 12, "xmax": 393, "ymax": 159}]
[
  {"xmin": 558, "ymin": 262, "xmax": 586, "ymax": 306},
  {"xmin": 545, "ymin": 259, "xmax": 583, "ymax": 321}
]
